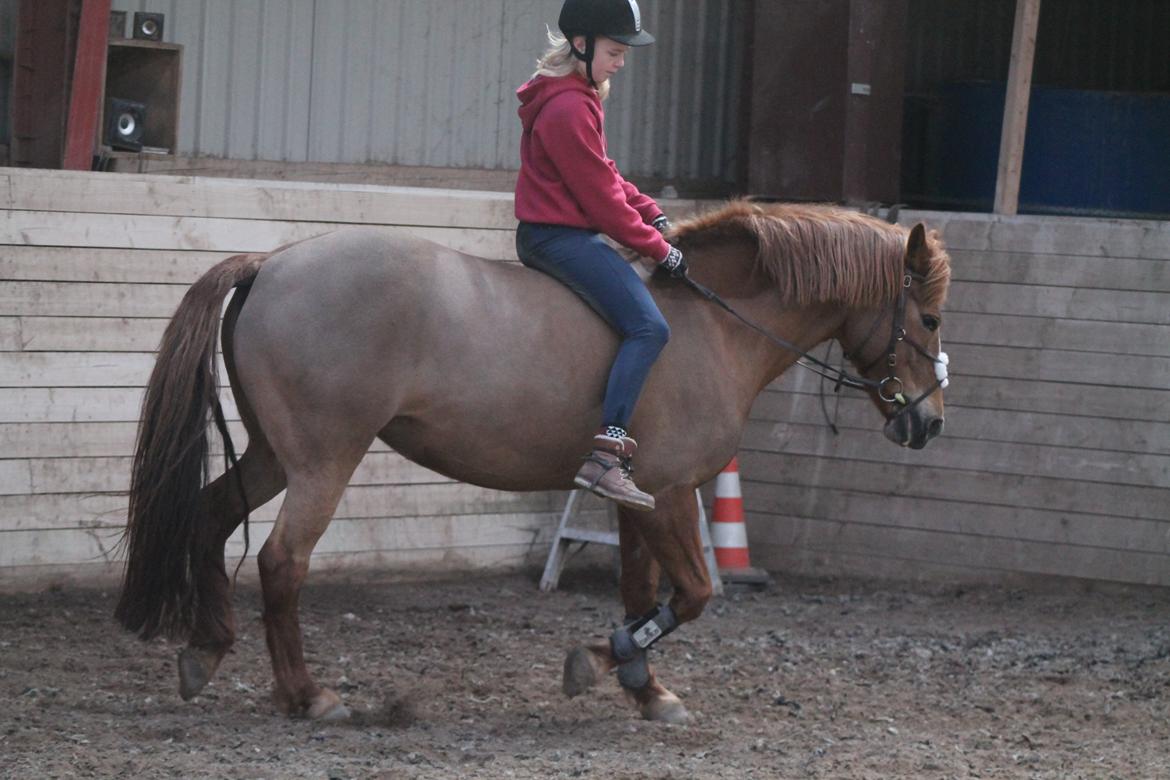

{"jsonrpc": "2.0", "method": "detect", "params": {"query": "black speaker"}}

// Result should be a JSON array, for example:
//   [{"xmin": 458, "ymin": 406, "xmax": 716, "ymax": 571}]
[
  {"xmin": 109, "ymin": 10, "xmax": 127, "ymax": 39},
  {"xmin": 132, "ymin": 12, "xmax": 164, "ymax": 41},
  {"xmin": 106, "ymin": 98, "xmax": 147, "ymax": 152}
]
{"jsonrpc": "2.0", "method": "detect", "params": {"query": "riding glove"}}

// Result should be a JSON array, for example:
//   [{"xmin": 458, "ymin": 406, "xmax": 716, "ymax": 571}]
[
  {"xmin": 657, "ymin": 246, "xmax": 687, "ymax": 278},
  {"xmin": 652, "ymin": 214, "xmax": 673, "ymax": 236}
]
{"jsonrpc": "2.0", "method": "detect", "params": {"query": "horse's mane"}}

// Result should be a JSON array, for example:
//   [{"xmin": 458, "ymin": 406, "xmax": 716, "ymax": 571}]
[{"xmin": 671, "ymin": 201, "xmax": 951, "ymax": 310}]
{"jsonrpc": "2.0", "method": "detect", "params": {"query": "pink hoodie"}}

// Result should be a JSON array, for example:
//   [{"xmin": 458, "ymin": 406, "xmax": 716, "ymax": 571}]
[{"xmin": 515, "ymin": 74, "xmax": 671, "ymax": 262}]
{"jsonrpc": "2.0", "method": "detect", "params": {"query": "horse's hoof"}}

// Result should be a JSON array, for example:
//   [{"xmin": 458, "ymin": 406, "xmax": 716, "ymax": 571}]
[
  {"xmin": 639, "ymin": 691, "xmax": 691, "ymax": 724},
  {"xmin": 563, "ymin": 646, "xmax": 604, "ymax": 698},
  {"xmin": 178, "ymin": 646, "xmax": 221, "ymax": 701},
  {"xmin": 307, "ymin": 688, "xmax": 350, "ymax": 721},
  {"xmin": 315, "ymin": 702, "xmax": 352, "ymax": 721}
]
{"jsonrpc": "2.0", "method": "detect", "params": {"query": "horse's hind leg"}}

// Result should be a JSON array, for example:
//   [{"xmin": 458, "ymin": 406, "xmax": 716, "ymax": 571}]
[
  {"xmin": 179, "ymin": 439, "xmax": 287, "ymax": 700},
  {"xmin": 563, "ymin": 488, "xmax": 711, "ymax": 723},
  {"xmin": 179, "ymin": 286, "xmax": 289, "ymax": 700},
  {"xmin": 258, "ymin": 450, "xmax": 367, "ymax": 720}
]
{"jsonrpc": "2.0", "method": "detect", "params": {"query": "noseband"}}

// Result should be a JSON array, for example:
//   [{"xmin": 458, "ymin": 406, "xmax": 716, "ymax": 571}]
[
  {"xmin": 680, "ymin": 268, "xmax": 949, "ymax": 421},
  {"xmin": 843, "ymin": 270, "xmax": 949, "ymax": 420}
]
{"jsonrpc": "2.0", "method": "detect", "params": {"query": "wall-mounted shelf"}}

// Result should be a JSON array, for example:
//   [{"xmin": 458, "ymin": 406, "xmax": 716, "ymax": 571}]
[{"xmin": 101, "ymin": 38, "xmax": 182, "ymax": 155}]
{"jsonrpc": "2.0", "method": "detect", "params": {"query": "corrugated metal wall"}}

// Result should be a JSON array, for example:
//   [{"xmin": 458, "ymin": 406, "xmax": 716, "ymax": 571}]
[
  {"xmin": 1031, "ymin": 0, "xmax": 1170, "ymax": 91},
  {"xmin": 901, "ymin": 0, "xmax": 1170, "ymax": 215},
  {"xmin": 107, "ymin": 0, "xmax": 747, "ymax": 182},
  {"xmin": 905, "ymin": 0, "xmax": 1170, "ymax": 95},
  {"xmin": 0, "ymin": 0, "xmax": 16, "ymax": 146}
]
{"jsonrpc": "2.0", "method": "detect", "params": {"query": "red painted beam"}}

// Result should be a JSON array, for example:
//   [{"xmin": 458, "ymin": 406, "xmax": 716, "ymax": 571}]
[{"xmin": 62, "ymin": 0, "xmax": 112, "ymax": 169}]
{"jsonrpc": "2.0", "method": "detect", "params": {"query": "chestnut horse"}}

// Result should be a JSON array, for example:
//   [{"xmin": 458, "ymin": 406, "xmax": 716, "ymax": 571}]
[{"xmin": 115, "ymin": 201, "xmax": 951, "ymax": 723}]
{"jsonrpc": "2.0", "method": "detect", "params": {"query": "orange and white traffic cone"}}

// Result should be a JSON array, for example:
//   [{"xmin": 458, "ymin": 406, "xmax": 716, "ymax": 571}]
[{"xmin": 710, "ymin": 457, "xmax": 771, "ymax": 586}]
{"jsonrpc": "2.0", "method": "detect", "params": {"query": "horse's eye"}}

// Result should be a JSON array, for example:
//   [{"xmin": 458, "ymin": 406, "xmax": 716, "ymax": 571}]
[{"xmin": 922, "ymin": 315, "xmax": 940, "ymax": 332}]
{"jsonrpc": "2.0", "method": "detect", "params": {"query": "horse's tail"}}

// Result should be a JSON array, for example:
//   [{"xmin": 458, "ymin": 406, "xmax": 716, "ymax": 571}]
[{"xmin": 115, "ymin": 252, "xmax": 267, "ymax": 640}]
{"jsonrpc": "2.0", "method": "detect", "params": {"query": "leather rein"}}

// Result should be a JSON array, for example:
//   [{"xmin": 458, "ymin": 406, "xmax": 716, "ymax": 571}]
[{"xmin": 679, "ymin": 269, "xmax": 949, "ymax": 421}]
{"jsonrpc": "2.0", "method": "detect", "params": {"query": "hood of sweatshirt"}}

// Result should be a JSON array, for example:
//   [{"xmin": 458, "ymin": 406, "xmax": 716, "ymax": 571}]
[{"xmin": 517, "ymin": 74, "xmax": 597, "ymax": 132}]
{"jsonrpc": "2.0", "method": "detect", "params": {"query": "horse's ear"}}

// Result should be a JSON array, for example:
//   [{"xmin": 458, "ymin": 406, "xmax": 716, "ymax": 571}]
[{"xmin": 905, "ymin": 223, "xmax": 928, "ymax": 273}]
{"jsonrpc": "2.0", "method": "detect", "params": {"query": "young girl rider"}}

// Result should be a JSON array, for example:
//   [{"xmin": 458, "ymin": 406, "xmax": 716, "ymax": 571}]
[{"xmin": 514, "ymin": 0, "xmax": 686, "ymax": 513}]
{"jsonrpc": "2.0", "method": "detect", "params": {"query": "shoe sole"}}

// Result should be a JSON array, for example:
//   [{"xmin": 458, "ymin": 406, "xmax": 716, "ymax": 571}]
[{"xmin": 574, "ymin": 476, "xmax": 656, "ymax": 512}]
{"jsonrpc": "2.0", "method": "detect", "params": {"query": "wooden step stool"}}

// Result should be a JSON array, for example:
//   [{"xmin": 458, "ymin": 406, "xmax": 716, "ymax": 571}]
[{"xmin": 539, "ymin": 488, "xmax": 724, "ymax": 596}]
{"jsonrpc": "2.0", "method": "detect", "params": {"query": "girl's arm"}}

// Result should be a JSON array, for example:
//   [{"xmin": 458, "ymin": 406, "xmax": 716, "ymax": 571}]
[
  {"xmin": 608, "ymin": 159, "xmax": 664, "ymax": 225},
  {"xmin": 539, "ymin": 96, "xmax": 671, "ymax": 261}
]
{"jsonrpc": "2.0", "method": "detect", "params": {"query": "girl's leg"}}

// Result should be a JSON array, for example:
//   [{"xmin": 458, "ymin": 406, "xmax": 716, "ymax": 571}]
[
  {"xmin": 516, "ymin": 224, "xmax": 669, "ymax": 429},
  {"xmin": 516, "ymin": 224, "xmax": 668, "ymax": 511}
]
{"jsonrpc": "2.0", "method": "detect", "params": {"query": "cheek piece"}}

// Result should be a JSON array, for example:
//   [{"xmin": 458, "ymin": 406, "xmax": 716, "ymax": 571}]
[{"xmin": 610, "ymin": 603, "xmax": 679, "ymax": 689}]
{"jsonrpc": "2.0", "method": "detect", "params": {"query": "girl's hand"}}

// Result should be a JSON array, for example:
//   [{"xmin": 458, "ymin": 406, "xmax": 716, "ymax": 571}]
[{"xmin": 656, "ymin": 247, "xmax": 687, "ymax": 278}]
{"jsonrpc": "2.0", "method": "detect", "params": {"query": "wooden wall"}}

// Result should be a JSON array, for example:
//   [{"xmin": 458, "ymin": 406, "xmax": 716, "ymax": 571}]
[
  {"xmin": 0, "ymin": 168, "xmax": 621, "ymax": 589},
  {"xmin": 3, "ymin": 169, "xmax": 1167, "ymax": 589},
  {"xmin": 744, "ymin": 210, "xmax": 1170, "ymax": 586}
]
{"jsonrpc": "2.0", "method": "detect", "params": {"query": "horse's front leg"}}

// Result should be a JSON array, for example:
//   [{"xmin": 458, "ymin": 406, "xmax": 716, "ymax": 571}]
[
  {"xmin": 562, "ymin": 487, "xmax": 712, "ymax": 723},
  {"xmin": 561, "ymin": 506, "xmax": 660, "ymax": 697}
]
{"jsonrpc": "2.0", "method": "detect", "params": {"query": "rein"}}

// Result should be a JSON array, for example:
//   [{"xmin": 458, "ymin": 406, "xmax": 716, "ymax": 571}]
[{"xmin": 678, "ymin": 270, "xmax": 949, "ymax": 418}]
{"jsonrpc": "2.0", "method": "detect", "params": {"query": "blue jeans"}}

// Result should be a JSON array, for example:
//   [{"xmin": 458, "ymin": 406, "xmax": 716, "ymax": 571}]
[{"xmin": 516, "ymin": 222, "xmax": 670, "ymax": 430}]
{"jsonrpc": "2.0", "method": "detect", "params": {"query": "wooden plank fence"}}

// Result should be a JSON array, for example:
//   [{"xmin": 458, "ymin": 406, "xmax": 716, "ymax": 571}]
[
  {"xmin": 0, "ymin": 168, "xmax": 623, "ymax": 588},
  {"xmin": 2, "ymin": 167, "xmax": 1168, "ymax": 589},
  {"xmin": 744, "ymin": 209, "xmax": 1170, "ymax": 586}
]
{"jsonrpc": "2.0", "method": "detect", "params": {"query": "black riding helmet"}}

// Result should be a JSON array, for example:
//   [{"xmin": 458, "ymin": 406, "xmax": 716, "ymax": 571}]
[{"xmin": 559, "ymin": 0, "xmax": 656, "ymax": 87}]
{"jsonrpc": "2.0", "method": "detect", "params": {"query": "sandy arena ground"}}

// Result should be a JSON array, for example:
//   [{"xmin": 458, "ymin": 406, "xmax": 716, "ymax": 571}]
[{"xmin": 2, "ymin": 567, "xmax": 1168, "ymax": 779}]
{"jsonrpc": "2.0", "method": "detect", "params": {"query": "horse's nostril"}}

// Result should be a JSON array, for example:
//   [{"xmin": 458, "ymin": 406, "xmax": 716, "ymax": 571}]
[{"xmin": 927, "ymin": 418, "xmax": 944, "ymax": 438}]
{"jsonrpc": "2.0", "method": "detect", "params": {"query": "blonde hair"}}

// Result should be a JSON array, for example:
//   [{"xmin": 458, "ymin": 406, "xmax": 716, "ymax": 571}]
[{"xmin": 532, "ymin": 28, "xmax": 611, "ymax": 101}]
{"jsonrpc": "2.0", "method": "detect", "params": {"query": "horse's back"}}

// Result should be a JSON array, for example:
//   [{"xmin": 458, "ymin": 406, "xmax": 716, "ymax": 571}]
[
  {"xmin": 241, "ymin": 226, "xmax": 607, "ymax": 358},
  {"xmin": 229, "ymin": 228, "xmax": 619, "ymax": 485},
  {"xmin": 251, "ymin": 228, "xmax": 468, "ymax": 304}
]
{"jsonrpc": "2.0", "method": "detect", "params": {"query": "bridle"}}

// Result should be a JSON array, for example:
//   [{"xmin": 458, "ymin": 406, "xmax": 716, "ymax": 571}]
[
  {"xmin": 680, "ymin": 267, "xmax": 949, "ymax": 422},
  {"xmin": 840, "ymin": 269, "xmax": 950, "ymax": 422}
]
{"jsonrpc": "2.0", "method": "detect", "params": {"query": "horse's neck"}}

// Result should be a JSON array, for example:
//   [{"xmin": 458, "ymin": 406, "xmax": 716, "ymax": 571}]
[{"xmin": 678, "ymin": 239, "xmax": 848, "ymax": 398}]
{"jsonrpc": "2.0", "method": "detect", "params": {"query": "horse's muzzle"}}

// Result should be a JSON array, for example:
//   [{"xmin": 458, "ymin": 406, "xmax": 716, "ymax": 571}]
[{"xmin": 883, "ymin": 408, "xmax": 944, "ymax": 449}]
